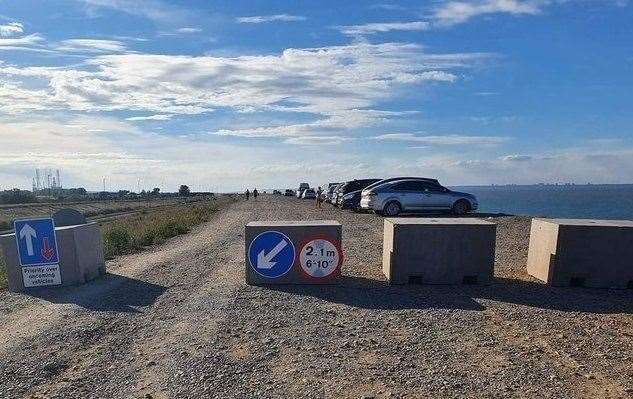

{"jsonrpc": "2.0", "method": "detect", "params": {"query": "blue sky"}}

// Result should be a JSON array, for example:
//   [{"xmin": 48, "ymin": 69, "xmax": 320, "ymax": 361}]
[{"xmin": 0, "ymin": 0, "xmax": 632, "ymax": 191}]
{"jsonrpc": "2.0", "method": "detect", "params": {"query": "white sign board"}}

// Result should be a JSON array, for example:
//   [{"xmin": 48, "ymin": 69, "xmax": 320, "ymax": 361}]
[
  {"xmin": 22, "ymin": 264, "xmax": 62, "ymax": 288},
  {"xmin": 299, "ymin": 237, "xmax": 341, "ymax": 279}
]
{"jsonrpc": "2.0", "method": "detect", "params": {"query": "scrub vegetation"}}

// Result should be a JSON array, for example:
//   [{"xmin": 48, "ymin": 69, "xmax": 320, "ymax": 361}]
[
  {"xmin": 0, "ymin": 196, "xmax": 233, "ymax": 289},
  {"xmin": 101, "ymin": 201, "xmax": 223, "ymax": 260}
]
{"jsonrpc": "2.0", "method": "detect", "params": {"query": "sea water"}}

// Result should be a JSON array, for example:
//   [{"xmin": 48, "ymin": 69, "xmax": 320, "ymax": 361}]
[{"xmin": 451, "ymin": 184, "xmax": 633, "ymax": 220}]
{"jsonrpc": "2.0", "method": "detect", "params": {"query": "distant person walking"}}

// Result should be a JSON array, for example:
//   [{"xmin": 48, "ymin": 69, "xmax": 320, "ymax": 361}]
[
  {"xmin": 253, "ymin": 188, "xmax": 259, "ymax": 201},
  {"xmin": 316, "ymin": 186, "xmax": 323, "ymax": 209},
  {"xmin": 245, "ymin": 189, "xmax": 250, "ymax": 200}
]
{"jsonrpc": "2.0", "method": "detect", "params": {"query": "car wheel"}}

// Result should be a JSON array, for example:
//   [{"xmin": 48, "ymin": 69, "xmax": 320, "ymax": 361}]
[
  {"xmin": 383, "ymin": 201, "xmax": 402, "ymax": 217},
  {"xmin": 452, "ymin": 200, "xmax": 470, "ymax": 216}
]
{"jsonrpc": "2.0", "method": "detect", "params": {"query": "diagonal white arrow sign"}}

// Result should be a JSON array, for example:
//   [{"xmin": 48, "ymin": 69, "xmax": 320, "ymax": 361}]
[
  {"xmin": 19, "ymin": 224, "xmax": 37, "ymax": 256},
  {"xmin": 257, "ymin": 239, "xmax": 288, "ymax": 269}
]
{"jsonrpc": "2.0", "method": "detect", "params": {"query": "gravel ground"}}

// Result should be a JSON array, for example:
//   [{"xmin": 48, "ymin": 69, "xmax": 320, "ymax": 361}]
[{"xmin": 0, "ymin": 195, "xmax": 631, "ymax": 398}]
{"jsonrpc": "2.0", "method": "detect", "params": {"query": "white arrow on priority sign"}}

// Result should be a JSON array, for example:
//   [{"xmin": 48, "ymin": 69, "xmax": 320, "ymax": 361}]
[
  {"xmin": 19, "ymin": 223, "xmax": 37, "ymax": 256},
  {"xmin": 257, "ymin": 239, "xmax": 288, "ymax": 269}
]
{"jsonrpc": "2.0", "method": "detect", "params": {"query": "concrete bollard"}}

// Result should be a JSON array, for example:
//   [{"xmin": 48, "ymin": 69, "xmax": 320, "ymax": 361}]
[
  {"xmin": 245, "ymin": 220, "xmax": 343, "ymax": 285},
  {"xmin": 0, "ymin": 222, "xmax": 106, "ymax": 292},
  {"xmin": 382, "ymin": 217, "xmax": 496, "ymax": 285},
  {"xmin": 527, "ymin": 218, "xmax": 633, "ymax": 288}
]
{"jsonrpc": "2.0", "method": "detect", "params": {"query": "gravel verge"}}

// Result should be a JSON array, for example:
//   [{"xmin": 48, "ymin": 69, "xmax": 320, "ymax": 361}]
[{"xmin": 0, "ymin": 195, "xmax": 631, "ymax": 398}]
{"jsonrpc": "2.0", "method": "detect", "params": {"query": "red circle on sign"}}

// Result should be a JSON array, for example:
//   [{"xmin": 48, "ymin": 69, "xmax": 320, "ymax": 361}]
[{"xmin": 295, "ymin": 235, "xmax": 343, "ymax": 282}]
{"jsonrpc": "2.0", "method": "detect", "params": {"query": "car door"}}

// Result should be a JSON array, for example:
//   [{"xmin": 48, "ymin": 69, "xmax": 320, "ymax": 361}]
[
  {"xmin": 390, "ymin": 181, "xmax": 420, "ymax": 210},
  {"xmin": 416, "ymin": 182, "xmax": 452, "ymax": 209}
]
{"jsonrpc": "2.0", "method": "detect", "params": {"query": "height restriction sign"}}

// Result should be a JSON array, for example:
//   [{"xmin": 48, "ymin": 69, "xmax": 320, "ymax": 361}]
[{"xmin": 297, "ymin": 236, "xmax": 342, "ymax": 280}]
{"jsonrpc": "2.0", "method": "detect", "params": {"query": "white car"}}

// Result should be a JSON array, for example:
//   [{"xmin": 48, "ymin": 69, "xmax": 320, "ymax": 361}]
[{"xmin": 302, "ymin": 188, "xmax": 317, "ymax": 199}]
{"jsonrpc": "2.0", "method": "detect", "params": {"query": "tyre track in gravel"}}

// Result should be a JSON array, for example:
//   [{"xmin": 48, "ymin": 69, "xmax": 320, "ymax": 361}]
[
  {"xmin": 0, "ymin": 198, "xmax": 255, "ymax": 399},
  {"xmin": 202, "ymin": 196, "xmax": 633, "ymax": 399},
  {"xmin": 1, "ymin": 195, "xmax": 632, "ymax": 399}
]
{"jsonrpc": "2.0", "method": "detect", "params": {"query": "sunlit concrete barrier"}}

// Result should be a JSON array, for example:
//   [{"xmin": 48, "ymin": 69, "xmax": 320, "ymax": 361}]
[
  {"xmin": 382, "ymin": 218, "xmax": 496, "ymax": 285},
  {"xmin": 0, "ymin": 223, "xmax": 106, "ymax": 293},
  {"xmin": 527, "ymin": 218, "xmax": 633, "ymax": 288},
  {"xmin": 245, "ymin": 221, "xmax": 343, "ymax": 285}
]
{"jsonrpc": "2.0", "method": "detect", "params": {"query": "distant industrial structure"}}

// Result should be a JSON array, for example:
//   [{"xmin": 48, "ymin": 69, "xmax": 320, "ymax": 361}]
[{"xmin": 32, "ymin": 168, "xmax": 62, "ymax": 194}]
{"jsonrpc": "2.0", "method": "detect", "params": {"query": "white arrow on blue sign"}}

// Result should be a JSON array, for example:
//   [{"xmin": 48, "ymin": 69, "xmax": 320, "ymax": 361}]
[
  {"xmin": 248, "ymin": 231, "xmax": 295, "ymax": 278},
  {"xmin": 13, "ymin": 218, "xmax": 60, "ymax": 266}
]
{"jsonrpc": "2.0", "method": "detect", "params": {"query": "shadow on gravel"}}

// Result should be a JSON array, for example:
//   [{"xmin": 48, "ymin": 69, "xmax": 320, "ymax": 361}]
[
  {"xmin": 269, "ymin": 276, "xmax": 486, "ymax": 311},
  {"xmin": 24, "ymin": 273, "xmax": 167, "ymax": 313},
  {"xmin": 479, "ymin": 278, "xmax": 633, "ymax": 314},
  {"xmin": 269, "ymin": 276, "xmax": 633, "ymax": 314}
]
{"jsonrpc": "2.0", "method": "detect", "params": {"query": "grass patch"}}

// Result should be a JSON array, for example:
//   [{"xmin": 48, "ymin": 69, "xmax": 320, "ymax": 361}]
[
  {"xmin": 0, "ymin": 197, "xmax": 231, "ymax": 289},
  {"xmin": 84, "ymin": 206, "xmax": 134, "ymax": 218},
  {"xmin": 0, "ymin": 220, "xmax": 9, "ymax": 231},
  {"xmin": 101, "ymin": 202, "xmax": 219, "ymax": 260}
]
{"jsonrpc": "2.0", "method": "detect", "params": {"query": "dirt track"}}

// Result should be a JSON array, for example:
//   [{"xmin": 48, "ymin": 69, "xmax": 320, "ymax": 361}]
[{"xmin": 0, "ymin": 195, "xmax": 631, "ymax": 398}]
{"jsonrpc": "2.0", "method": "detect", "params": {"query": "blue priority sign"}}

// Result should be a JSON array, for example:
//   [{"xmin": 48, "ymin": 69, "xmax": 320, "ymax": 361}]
[
  {"xmin": 14, "ymin": 218, "xmax": 60, "ymax": 266},
  {"xmin": 248, "ymin": 231, "xmax": 295, "ymax": 279}
]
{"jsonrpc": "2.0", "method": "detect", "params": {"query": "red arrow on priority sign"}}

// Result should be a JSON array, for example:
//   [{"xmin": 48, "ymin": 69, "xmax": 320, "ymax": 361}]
[{"xmin": 41, "ymin": 237, "xmax": 56, "ymax": 261}]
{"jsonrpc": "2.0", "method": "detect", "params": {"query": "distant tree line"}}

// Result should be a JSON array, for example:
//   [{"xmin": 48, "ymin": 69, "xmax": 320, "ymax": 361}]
[
  {"xmin": 0, "ymin": 189, "xmax": 38, "ymax": 204},
  {"xmin": 1, "ymin": 183, "xmax": 203, "ymax": 205}
]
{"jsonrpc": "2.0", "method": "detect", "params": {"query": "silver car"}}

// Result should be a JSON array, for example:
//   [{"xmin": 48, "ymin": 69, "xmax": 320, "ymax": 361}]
[{"xmin": 360, "ymin": 178, "xmax": 478, "ymax": 216}]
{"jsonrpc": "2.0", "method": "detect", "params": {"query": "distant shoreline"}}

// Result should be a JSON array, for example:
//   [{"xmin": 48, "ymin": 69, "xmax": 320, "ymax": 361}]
[{"xmin": 451, "ymin": 183, "xmax": 633, "ymax": 189}]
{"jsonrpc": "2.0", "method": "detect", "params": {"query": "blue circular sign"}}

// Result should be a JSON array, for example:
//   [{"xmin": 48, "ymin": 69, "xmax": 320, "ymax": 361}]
[{"xmin": 248, "ymin": 231, "xmax": 295, "ymax": 279}]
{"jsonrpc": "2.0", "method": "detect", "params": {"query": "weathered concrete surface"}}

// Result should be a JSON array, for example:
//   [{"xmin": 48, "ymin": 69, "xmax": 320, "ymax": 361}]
[
  {"xmin": 383, "ymin": 217, "xmax": 496, "ymax": 285},
  {"xmin": 245, "ymin": 220, "xmax": 342, "ymax": 285},
  {"xmin": 52, "ymin": 208, "xmax": 87, "ymax": 227},
  {"xmin": 0, "ymin": 223, "xmax": 106, "ymax": 292},
  {"xmin": 527, "ymin": 218, "xmax": 633, "ymax": 288}
]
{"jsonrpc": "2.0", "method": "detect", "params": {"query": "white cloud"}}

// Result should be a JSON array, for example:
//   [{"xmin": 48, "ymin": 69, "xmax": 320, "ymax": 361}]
[
  {"xmin": 213, "ymin": 110, "xmax": 419, "ymax": 139},
  {"xmin": 432, "ymin": 0, "xmax": 544, "ymax": 26},
  {"xmin": 78, "ymin": 0, "xmax": 192, "ymax": 23},
  {"xmin": 373, "ymin": 133, "xmax": 510, "ymax": 145},
  {"xmin": 236, "ymin": 14, "xmax": 306, "ymax": 24},
  {"xmin": 370, "ymin": 4, "xmax": 408, "ymax": 11},
  {"xmin": 0, "ymin": 22, "xmax": 23, "ymax": 37},
  {"xmin": 283, "ymin": 136, "xmax": 352, "ymax": 145},
  {"xmin": 126, "ymin": 114, "xmax": 173, "ymax": 121},
  {"xmin": 357, "ymin": 147, "xmax": 633, "ymax": 186},
  {"xmin": 176, "ymin": 27, "xmax": 202, "ymax": 33},
  {"xmin": 1, "ymin": 114, "xmax": 404, "ymax": 192},
  {"xmin": 0, "ymin": 42, "xmax": 487, "ymax": 135},
  {"xmin": 0, "ymin": 33, "xmax": 45, "ymax": 48},
  {"xmin": 54, "ymin": 39, "xmax": 127, "ymax": 53},
  {"xmin": 501, "ymin": 154, "xmax": 532, "ymax": 161},
  {"xmin": 393, "ymin": 70, "xmax": 457, "ymax": 83},
  {"xmin": 336, "ymin": 21, "xmax": 430, "ymax": 36}
]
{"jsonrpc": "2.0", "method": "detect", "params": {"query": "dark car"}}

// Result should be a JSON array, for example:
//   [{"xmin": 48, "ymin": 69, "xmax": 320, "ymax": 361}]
[{"xmin": 337, "ymin": 179, "xmax": 382, "ymax": 210}]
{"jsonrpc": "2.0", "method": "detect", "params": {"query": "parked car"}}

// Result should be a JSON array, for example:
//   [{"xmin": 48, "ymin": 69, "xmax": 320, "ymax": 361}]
[
  {"xmin": 339, "ymin": 179, "xmax": 382, "ymax": 210},
  {"xmin": 302, "ymin": 188, "xmax": 317, "ymax": 199},
  {"xmin": 334, "ymin": 179, "xmax": 381, "ymax": 208},
  {"xmin": 330, "ymin": 183, "xmax": 345, "ymax": 206},
  {"xmin": 362, "ymin": 176, "xmax": 440, "ymax": 193},
  {"xmin": 325, "ymin": 183, "xmax": 341, "ymax": 203},
  {"xmin": 284, "ymin": 189, "xmax": 295, "ymax": 196},
  {"xmin": 360, "ymin": 178, "xmax": 478, "ymax": 216},
  {"xmin": 297, "ymin": 182, "xmax": 310, "ymax": 198}
]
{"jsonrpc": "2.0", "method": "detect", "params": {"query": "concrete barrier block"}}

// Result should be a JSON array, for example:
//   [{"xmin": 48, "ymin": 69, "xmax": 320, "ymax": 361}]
[
  {"xmin": 245, "ymin": 220, "xmax": 343, "ymax": 285},
  {"xmin": 382, "ymin": 218, "xmax": 496, "ymax": 285},
  {"xmin": 0, "ymin": 223, "xmax": 106, "ymax": 292},
  {"xmin": 527, "ymin": 218, "xmax": 633, "ymax": 288}
]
